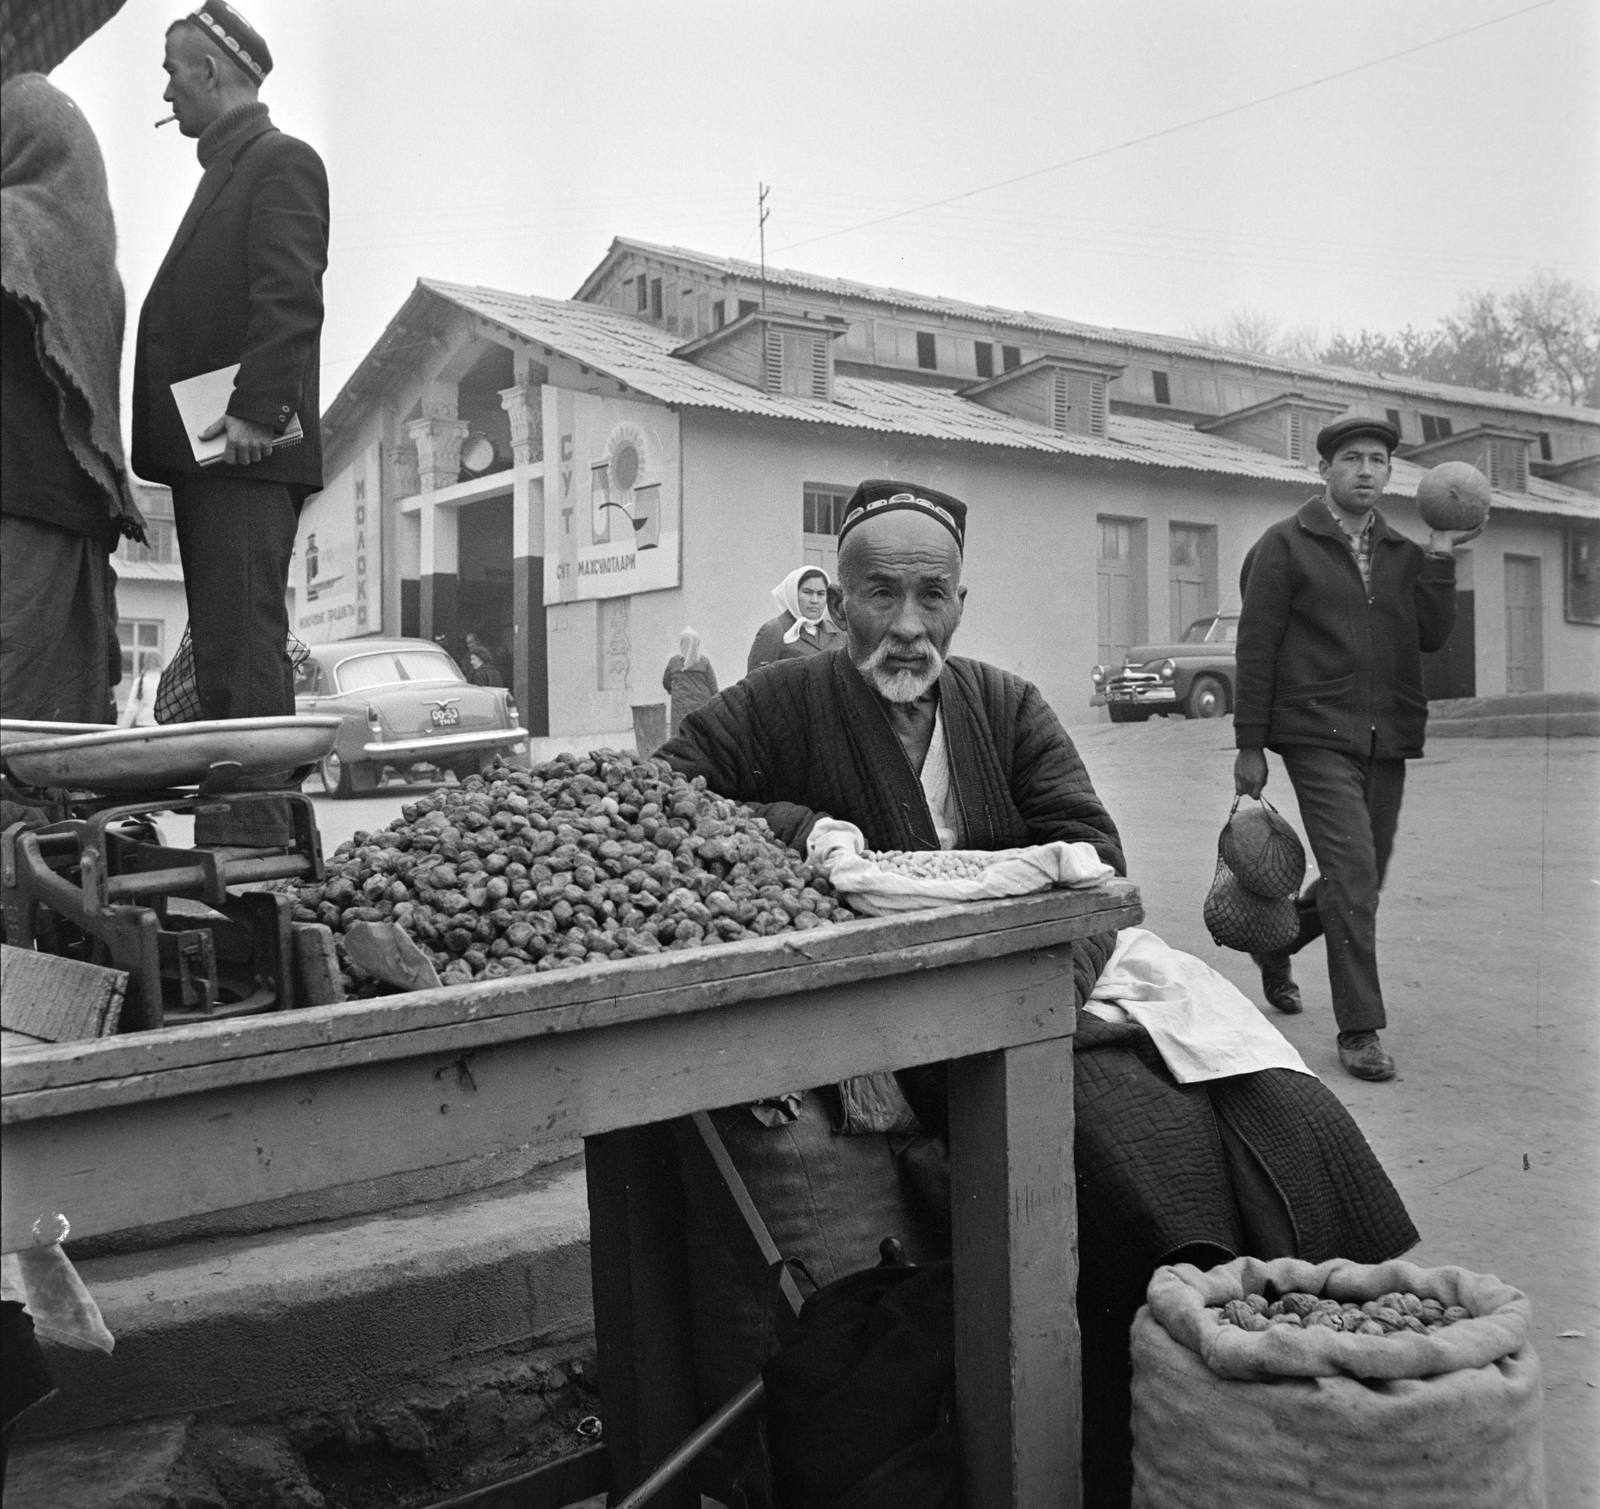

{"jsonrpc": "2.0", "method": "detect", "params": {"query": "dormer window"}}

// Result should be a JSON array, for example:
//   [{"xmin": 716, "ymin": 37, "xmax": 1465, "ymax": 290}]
[
  {"xmin": 675, "ymin": 309, "xmax": 844, "ymax": 400},
  {"xmin": 962, "ymin": 355, "xmax": 1123, "ymax": 439},
  {"xmin": 1198, "ymin": 392, "xmax": 1343, "ymax": 463},
  {"xmin": 1403, "ymin": 423, "xmax": 1533, "ymax": 494}
]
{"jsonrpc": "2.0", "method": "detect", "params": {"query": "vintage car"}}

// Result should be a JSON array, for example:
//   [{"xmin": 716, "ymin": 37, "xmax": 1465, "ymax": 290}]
[
  {"xmin": 294, "ymin": 637, "xmax": 529, "ymax": 797},
  {"xmin": 1091, "ymin": 611, "xmax": 1238, "ymax": 722}
]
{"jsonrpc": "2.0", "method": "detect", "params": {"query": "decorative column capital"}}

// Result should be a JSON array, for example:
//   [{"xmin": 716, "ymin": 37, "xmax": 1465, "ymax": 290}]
[
  {"xmin": 407, "ymin": 416, "xmax": 470, "ymax": 492},
  {"xmin": 499, "ymin": 383, "xmax": 543, "ymax": 466},
  {"xmin": 387, "ymin": 443, "xmax": 419, "ymax": 501}
]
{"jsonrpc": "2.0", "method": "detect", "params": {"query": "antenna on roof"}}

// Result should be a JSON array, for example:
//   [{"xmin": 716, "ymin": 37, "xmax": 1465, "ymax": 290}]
[{"xmin": 758, "ymin": 183, "xmax": 770, "ymax": 310}]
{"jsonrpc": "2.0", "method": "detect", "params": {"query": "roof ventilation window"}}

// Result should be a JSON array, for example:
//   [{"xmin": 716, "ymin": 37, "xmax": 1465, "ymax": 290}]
[
  {"xmin": 674, "ymin": 308, "xmax": 844, "ymax": 401},
  {"xmin": 963, "ymin": 356, "xmax": 1121, "ymax": 438},
  {"xmin": 1198, "ymin": 392, "xmax": 1343, "ymax": 462},
  {"xmin": 1403, "ymin": 424, "xmax": 1533, "ymax": 495}
]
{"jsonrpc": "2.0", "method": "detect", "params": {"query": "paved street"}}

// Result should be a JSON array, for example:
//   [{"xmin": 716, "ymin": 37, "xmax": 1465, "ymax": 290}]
[{"xmin": 166, "ymin": 727, "xmax": 1599, "ymax": 1500}]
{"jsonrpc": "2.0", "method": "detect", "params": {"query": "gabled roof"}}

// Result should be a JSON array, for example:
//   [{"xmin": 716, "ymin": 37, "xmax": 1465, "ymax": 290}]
[
  {"xmin": 580, "ymin": 236, "xmax": 1600, "ymax": 427},
  {"xmin": 322, "ymin": 279, "xmax": 1598, "ymax": 524}
]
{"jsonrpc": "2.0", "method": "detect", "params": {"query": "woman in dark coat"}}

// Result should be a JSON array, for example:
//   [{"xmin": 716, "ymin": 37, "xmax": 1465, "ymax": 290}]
[
  {"xmin": 1, "ymin": 73, "xmax": 144, "ymax": 723},
  {"xmin": 662, "ymin": 627, "xmax": 718, "ymax": 736},
  {"xmin": 745, "ymin": 565, "xmax": 844, "ymax": 674}
]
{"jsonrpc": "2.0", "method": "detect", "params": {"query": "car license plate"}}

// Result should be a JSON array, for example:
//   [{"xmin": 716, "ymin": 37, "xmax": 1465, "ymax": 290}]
[{"xmin": 430, "ymin": 706, "xmax": 460, "ymax": 728}]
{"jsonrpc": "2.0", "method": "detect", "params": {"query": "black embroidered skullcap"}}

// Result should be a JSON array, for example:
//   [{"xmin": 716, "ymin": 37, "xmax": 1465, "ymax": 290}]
[
  {"xmin": 1316, "ymin": 414, "xmax": 1400, "ymax": 460},
  {"xmin": 185, "ymin": 2, "xmax": 272, "ymax": 83},
  {"xmin": 837, "ymin": 480, "xmax": 967, "ymax": 554}
]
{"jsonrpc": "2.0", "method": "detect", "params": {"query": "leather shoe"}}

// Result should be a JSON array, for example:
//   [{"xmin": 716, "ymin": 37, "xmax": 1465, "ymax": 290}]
[
  {"xmin": 1337, "ymin": 1031, "xmax": 1396, "ymax": 1082},
  {"xmin": 1252, "ymin": 952, "xmax": 1303, "ymax": 1014}
]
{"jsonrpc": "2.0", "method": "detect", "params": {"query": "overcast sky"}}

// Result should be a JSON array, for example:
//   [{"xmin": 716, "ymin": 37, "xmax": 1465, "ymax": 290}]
[{"xmin": 51, "ymin": 0, "xmax": 1599, "ymax": 430}]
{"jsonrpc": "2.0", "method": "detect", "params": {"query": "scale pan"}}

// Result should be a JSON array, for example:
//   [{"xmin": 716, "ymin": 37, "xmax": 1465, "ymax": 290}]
[{"xmin": 2, "ymin": 716, "xmax": 342, "ymax": 792}]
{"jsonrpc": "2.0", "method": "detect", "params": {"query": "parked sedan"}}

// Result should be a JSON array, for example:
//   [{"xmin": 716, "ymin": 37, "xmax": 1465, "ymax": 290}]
[
  {"xmin": 1091, "ymin": 612, "xmax": 1238, "ymax": 723},
  {"xmin": 294, "ymin": 637, "xmax": 529, "ymax": 797}
]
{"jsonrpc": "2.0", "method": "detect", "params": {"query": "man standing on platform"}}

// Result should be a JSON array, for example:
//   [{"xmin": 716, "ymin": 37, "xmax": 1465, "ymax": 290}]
[
  {"xmin": 1233, "ymin": 415, "xmax": 1482, "ymax": 1081},
  {"xmin": 133, "ymin": 1, "xmax": 328, "ymax": 848}
]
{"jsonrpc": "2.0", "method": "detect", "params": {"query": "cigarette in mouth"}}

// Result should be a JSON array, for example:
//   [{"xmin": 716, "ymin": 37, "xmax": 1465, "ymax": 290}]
[{"xmin": 155, "ymin": 114, "xmax": 177, "ymax": 127}]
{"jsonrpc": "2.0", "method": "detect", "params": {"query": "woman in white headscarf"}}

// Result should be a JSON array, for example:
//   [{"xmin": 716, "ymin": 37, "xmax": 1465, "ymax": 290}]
[
  {"xmin": 746, "ymin": 565, "xmax": 843, "ymax": 675},
  {"xmin": 662, "ymin": 626, "xmax": 718, "ymax": 736}
]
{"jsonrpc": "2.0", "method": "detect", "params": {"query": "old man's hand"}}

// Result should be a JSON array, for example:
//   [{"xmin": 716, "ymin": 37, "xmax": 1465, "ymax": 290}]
[
  {"xmin": 1233, "ymin": 748, "xmax": 1268, "ymax": 799},
  {"xmin": 199, "ymin": 414, "xmax": 275, "ymax": 466}
]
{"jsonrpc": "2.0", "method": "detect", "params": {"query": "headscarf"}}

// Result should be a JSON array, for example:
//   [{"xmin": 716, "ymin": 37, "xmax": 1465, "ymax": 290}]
[
  {"xmin": 1, "ymin": 73, "xmax": 141, "ymax": 533},
  {"xmin": 772, "ymin": 566, "xmax": 835, "ymax": 644},
  {"xmin": 679, "ymin": 627, "xmax": 702, "ymax": 670}
]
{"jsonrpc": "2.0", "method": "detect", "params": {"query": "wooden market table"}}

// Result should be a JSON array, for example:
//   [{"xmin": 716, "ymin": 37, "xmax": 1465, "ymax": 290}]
[{"xmin": 1, "ymin": 880, "xmax": 1142, "ymax": 1508}]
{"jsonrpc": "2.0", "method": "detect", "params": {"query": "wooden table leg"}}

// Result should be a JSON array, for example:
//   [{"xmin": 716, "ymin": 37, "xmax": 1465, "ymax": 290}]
[
  {"xmin": 585, "ymin": 1124, "xmax": 699, "ymax": 1509},
  {"xmin": 949, "ymin": 1035, "xmax": 1080, "ymax": 1509}
]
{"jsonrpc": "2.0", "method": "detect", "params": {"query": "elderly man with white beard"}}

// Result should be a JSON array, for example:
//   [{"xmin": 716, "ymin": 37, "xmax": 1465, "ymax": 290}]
[{"xmin": 656, "ymin": 480, "xmax": 1416, "ymax": 1507}]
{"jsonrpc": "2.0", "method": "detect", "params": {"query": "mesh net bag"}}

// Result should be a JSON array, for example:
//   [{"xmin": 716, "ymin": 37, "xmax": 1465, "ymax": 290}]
[
  {"xmin": 1203, "ymin": 856, "xmax": 1299, "ymax": 955},
  {"xmin": 1217, "ymin": 796, "xmax": 1306, "ymax": 901},
  {"xmin": 155, "ymin": 626, "xmax": 310, "ymax": 725}
]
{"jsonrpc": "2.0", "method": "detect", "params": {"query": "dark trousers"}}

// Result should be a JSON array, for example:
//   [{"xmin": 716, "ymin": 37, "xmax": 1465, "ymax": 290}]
[
  {"xmin": 171, "ymin": 476, "xmax": 299, "ymax": 844},
  {"xmin": 1278, "ymin": 744, "xmax": 1407, "ymax": 1035}
]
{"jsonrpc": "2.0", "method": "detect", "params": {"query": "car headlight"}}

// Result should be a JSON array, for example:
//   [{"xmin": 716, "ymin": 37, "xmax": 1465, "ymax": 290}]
[
  {"xmin": 1158, "ymin": 659, "xmax": 1176, "ymax": 682},
  {"xmin": 1091, "ymin": 665, "xmax": 1106, "ymax": 687}
]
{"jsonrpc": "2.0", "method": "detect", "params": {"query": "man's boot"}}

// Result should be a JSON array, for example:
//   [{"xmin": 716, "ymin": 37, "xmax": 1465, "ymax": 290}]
[
  {"xmin": 1252, "ymin": 952, "xmax": 1302, "ymax": 1014},
  {"xmin": 1337, "ymin": 1031, "xmax": 1396, "ymax": 1082}
]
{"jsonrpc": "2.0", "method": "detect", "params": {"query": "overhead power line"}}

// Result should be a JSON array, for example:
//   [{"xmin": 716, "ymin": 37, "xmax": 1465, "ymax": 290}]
[{"xmin": 775, "ymin": 0, "xmax": 1559, "ymax": 255}]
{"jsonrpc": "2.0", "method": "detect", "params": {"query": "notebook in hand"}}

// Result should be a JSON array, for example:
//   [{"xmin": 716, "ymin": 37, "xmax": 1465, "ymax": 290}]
[{"xmin": 171, "ymin": 364, "xmax": 304, "ymax": 466}]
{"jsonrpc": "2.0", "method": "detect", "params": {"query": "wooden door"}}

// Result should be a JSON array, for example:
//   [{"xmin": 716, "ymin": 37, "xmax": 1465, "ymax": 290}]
[
  {"xmin": 1168, "ymin": 523, "xmax": 1216, "ymax": 639},
  {"xmin": 1504, "ymin": 555, "xmax": 1543, "ymax": 693},
  {"xmin": 1098, "ymin": 519, "xmax": 1137, "ymax": 664}
]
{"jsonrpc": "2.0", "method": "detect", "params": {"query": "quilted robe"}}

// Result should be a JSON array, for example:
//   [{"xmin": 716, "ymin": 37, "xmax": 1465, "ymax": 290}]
[{"xmin": 661, "ymin": 648, "xmax": 1418, "ymax": 1505}]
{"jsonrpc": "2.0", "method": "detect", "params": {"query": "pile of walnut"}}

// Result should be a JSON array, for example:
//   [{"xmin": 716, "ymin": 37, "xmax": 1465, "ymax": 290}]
[
  {"xmin": 861, "ymin": 849, "xmax": 1000, "ymax": 880},
  {"xmin": 1214, "ymin": 1290, "xmax": 1472, "ymax": 1335},
  {"xmin": 289, "ymin": 752, "xmax": 856, "ymax": 996}
]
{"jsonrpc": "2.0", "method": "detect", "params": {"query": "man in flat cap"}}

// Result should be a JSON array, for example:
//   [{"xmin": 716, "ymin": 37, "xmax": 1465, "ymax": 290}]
[
  {"xmin": 658, "ymin": 480, "xmax": 1418, "ymax": 1503},
  {"xmin": 133, "ymin": 2, "xmax": 328, "ymax": 847},
  {"xmin": 1233, "ymin": 416, "xmax": 1483, "ymax": 1080}
]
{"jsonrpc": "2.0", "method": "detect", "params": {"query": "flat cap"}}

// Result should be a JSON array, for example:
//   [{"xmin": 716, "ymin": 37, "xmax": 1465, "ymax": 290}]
[
  {"xmin": 185, "ymin": 2, "xmax": 271, "ymax": 83},
  {"xmin": 837, "ymin": 480, "xmax": 967, "ymax": 553},
  {"xmin": 1316, "ymin": 414, "xmax": 1400, "ymax": 460}
]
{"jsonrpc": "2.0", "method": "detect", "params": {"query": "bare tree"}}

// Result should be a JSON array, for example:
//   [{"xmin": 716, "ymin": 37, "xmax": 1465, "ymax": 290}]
[{"xmin": 1505, "ymin": 271, "xmax": 1600, "ymax": 407}]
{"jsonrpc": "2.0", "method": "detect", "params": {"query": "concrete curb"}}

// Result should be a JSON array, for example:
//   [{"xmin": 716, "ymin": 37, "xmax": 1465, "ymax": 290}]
[
  {"xmin": 21, "ymin": 1156, "xmax": 594, "ymax": 1439},
  {"xmin": 1429, "ymin": 711, "xmax": 1600, "ymax": 739}
]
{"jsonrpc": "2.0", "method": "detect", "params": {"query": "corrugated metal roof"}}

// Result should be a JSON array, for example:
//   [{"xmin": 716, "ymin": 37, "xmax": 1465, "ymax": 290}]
[
  {"xmin": 394, "ymin": 280, "xmax": 1598, "ymax": 523},
  {"xmin": 589, "ymin": 237, "xmax": 1600, "ymax": 427}
]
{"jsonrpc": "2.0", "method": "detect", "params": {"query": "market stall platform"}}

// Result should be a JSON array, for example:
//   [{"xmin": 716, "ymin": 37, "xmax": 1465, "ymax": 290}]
[{"xmin": 2, "ymin": 880, "xmax": 1142, "ymax": 1508}]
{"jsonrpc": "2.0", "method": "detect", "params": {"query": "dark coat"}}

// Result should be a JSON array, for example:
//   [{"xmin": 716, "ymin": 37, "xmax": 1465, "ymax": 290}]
[
  {"xmin": 660, "ymin": 646, "xmax": 1126, "ymax": 871},
  {"xmin": 746, "ymin": 612, "xmax": 845, "ymax": 675},
  {"xmin": 1234, "ymin": 498, "xmax": 1457, "ymax": 759},
  {"xmin": 662, "ymin": 653, "xmax": 719, "ymax": 736},
  {"xmin": 132, "ymin": 115, "xmax": 327, "ymax": 490}
]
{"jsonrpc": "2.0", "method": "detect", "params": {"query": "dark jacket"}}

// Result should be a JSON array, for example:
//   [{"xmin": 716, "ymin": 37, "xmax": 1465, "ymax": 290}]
[
  {"xmin": 132, "ymin": 111, "xmax": 327, "ymax": 490},
  {"xmin": 746, "ymin": 612, "xmax": 845, "ymax": 675},
  {"xmin": 660, "ymin": 646, "xmax": 1125, "ymax": 872},
  {"xmin": 1234, "ymin": 498, "xmax": 1456, "ymax": 759},
  {"xmin": 662, "ymin": 653, "xmax": 719, "ymax": 735}
]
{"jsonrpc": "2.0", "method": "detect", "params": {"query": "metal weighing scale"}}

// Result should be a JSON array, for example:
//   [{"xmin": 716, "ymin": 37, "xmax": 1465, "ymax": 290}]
[{"xmin": 1, "ymin": 717, "xmax": 342, "ymax": 1030}]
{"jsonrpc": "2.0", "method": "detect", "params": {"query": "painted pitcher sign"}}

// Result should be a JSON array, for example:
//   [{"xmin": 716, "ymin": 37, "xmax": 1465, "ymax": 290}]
[{"xmin": 544, "ymin": 389, "xmax": 680, "ymax": 604}]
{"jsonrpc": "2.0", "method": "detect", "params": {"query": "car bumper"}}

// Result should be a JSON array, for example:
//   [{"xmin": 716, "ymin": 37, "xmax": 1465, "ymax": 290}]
[
  {"xmin": 363, "ymin": 727, "xmax": 530, "ymax": 760},
  {"xmin": 1103, "ymin": 684, "xmax": 1178, "ymax": 706}
]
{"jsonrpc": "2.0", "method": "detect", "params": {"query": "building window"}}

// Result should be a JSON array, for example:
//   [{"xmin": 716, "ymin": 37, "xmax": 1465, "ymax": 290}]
[
  {"xmin": 635, "ymin": 277, "xmax": 649, "ymax": 314},
  {"xmin": 1385, "ymin": 408, "xmax": 1402, "ymax": 434},
  {"xmin": 118, "ymin": 517, "xmax": 177, "ymax": 564},
  {"xmin": 1002, "ymin": 344, "xmax": 1022, "ymax": 372},
  {"xmin": 118, "ymin": 619, "xmax": 164, "ymax": 681},
  {"xmin": 802, "ymin": 484, "xmax": 850, "ymax": 577},
  {"xmin": 916, "ymin": 332, "xmax": 938, "ymax": 370},
  {"xmin": 974, "ymin": 342, "xmax": 994, "ymax": 379},
  {"xmin": 1487, "ymin": 439, "xmax": 1528, "ymax": 492},
  {"xmin": 713, "ymin": 300, "xmax": 726, "ymax": 330},
  {"xmin": 1420, "ymin": 413, "xmax": 1453, "ymax": 443},
  {"xmin": 1539, "ymin": 431, "xmax": 1552, "ymax": 461},
  {"xmin": 1152, "ymin": 371, "xmax": 1171, "ymax": 406},
  {"xmin": 649, "ymin": 278, "xmax": 663, "ymax": 320},
  {"xmin": 1566, "ymin": 522, "xmax": 1600, "ymax": 625},
  {"xmin": 738, "ymin": 299, "xmax": 759, "ymax": 320}
]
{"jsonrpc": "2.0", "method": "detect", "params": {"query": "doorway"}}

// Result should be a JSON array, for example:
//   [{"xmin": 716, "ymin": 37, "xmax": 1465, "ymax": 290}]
[
  {"xmin": 1097, "ymin": 517, "xmax": 1146, "ymax": 664},
  {"xmin": 1503, "ymin": 555, "xmax": 1543, "ymax": 694}
]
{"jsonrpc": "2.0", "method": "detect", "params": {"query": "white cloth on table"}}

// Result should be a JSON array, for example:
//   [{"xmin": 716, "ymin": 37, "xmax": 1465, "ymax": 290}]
[{"xmin": 1084, "ymin": 927, "xmax": 1314, "ymax": 1084}]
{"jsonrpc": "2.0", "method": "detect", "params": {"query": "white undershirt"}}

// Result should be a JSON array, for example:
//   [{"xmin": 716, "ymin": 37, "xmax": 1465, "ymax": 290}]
[{"xmin": 919, "ymin": 705, "xmax": 960, "ymax": 850}]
